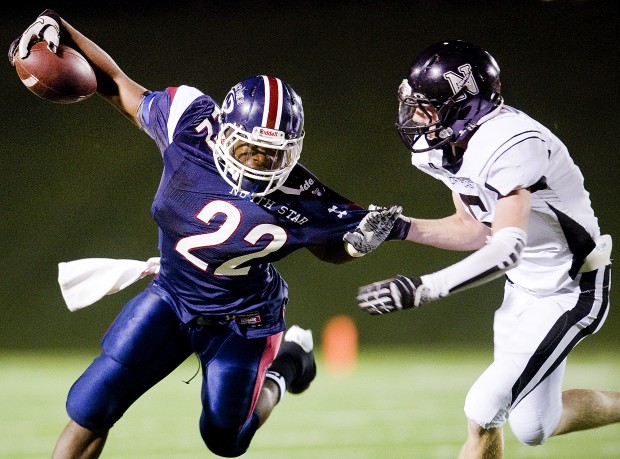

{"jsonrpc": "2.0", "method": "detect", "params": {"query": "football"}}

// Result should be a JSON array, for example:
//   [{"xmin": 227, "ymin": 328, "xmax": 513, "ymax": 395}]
[{"xmin": 14, "ymin": 42, "xmax": 97, "ymax": 104}]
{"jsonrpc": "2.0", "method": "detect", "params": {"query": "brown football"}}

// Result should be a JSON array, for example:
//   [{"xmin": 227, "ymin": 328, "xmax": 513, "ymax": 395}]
[{"xmin": 14, "ymin": 42, "xmax": 97, "ymax": 104}]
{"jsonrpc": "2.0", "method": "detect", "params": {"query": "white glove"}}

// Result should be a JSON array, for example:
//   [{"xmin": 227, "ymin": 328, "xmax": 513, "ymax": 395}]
[
  {"xmin": 9, "ymin": 9, "xmax": 62, "ymax": 64},
  {"xmin": 357, "ymin": 274, "xmax": 430, "ymax": 315},
  {"xmin": 343, "ymin": 205, "xmax": 403, "ymax": 257}
]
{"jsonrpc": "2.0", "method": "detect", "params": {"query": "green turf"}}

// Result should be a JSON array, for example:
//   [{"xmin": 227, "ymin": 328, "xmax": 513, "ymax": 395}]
[{"xmin": 1, "ymin": 347, "xmax": 618, "ymax": 458}]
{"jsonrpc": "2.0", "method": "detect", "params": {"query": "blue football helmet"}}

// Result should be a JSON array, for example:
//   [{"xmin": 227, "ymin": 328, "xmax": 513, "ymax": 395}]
[
  {"xmin": 213, "ymin": 75, "xmax": 305, "ymax": 195},
  {"xmin": 397, "ymin": 40, "xmax": 503, "ymax": 153}
]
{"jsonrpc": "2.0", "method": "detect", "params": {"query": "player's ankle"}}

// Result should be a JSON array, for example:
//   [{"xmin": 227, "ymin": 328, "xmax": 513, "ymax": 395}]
[{"xmin": 265, "ymin": 370, "xmax": 287, "ymax": 402}]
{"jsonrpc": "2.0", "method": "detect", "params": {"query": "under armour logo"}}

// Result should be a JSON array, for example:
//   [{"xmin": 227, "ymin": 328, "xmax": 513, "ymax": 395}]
[
  {"xmin": 328, "ymin": 205, "xmax": 347, "ymax": 218},
  {"xmin": 443, "ymin": 64, "xmax": 479, "ymax": 102}
]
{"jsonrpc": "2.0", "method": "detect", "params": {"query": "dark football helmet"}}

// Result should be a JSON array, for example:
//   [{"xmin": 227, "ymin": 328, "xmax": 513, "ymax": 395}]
[
  {"xmin": 397, "ymin": 40, "xmax": 503, "ymax": 153},
  {"xmin": 214, "ymin": 75, "xmax": 305, "ymax": 195}
]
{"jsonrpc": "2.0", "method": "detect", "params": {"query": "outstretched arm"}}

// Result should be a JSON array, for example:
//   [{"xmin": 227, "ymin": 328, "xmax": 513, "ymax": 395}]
[
  {"xmin": 357, "ymin": 189, "xmax": 530, "ymax": 314},
  {"xmin": 60, "ymin": 18, "xmax": 148, "ymax": 125},
  {"xmin": 10, "ymin": 9, "xmax": 147, "ymax": 125},
  {"xmin": 310, "ymin": 205, "xmax": 410, "ymax": 264},
  {"xmin": 404, "ymin": 192, "xmax": 491, "ymax": 251}
]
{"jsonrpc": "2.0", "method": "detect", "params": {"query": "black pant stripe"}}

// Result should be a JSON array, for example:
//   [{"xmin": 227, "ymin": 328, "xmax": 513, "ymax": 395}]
[{"xmin": 509, "ymin": 266, "xmax": 610, "ymax": 406}]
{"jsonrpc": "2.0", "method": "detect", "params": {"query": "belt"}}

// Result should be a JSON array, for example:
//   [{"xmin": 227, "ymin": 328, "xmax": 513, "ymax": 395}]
[
  {"xmin": 194, "ymin": 316, "xmax": 234, "ymax": 327},
  {"xmin": 194, "ymin": 311, "xmax": 263, "ymax": 328}
]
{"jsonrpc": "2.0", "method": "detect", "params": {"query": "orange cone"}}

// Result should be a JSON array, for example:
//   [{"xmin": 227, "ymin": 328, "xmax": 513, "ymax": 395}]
[{"xmin": 322, "ymin": 315, "xmax": 358, "ymax": 376}]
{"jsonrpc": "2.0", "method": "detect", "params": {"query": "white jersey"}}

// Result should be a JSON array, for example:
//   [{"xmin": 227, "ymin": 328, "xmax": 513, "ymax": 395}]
[{"xmin": 411, "ymin": 105, "xmax": 600, "ymax": 294}]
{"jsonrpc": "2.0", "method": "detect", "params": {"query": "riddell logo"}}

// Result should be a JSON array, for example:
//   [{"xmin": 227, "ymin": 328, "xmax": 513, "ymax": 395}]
[
  {"xmin": 260, "ymin": 128, "xmax": 279, "ymax": 137},
  {"xmin": 259, "ymin": 128, "xmax": 284, "ymax": 137},
  {"xmin": 253, "ymin": 126, "xmax": 284, "ymax": 139}
]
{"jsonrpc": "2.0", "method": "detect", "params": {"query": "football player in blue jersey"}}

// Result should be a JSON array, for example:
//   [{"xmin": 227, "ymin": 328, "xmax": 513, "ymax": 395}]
[
  {"xmin": 356, "ymin": 40, "xmax": 620, "ymax": 458},
  {"xmin": 9, "ymin": 10, "xmax": 410, "ymax": 459}
]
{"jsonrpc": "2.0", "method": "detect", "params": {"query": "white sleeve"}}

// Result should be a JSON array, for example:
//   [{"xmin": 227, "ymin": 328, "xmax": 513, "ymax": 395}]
[
  {"xmin": 484, "ymin": 135, "xmax": 548, "ymax": 197},
  {"xmin": 420, "ymin": 227, "xmax": 527, "ymax": 300}
]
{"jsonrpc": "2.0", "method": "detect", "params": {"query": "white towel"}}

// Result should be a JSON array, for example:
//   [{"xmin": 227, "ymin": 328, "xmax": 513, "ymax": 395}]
[
  {"xmin": 58, "ymin": 257, "xmax": 161, "ymax": 311},
  {"xmin": 579, "ymin": 234, "xmax": 612, "ymax": 273}
]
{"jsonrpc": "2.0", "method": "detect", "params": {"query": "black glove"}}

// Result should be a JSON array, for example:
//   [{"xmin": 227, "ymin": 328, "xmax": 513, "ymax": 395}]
[
  {"xmin": 343, "ymin": 205, "xmax": 403, "ymax": 257},
  {"xmin": 9, "ymin": 9, "xmax": 62, "ymax": 65},
  {"xmin": 356, "ymin": 274, "xmax": 429, "ymax": 315}
]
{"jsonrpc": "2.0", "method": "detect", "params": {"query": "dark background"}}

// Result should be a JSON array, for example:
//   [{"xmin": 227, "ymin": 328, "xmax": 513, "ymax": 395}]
[{"xmin": 1, "ymin": 1, "xmax": 618, "ymax": 351}]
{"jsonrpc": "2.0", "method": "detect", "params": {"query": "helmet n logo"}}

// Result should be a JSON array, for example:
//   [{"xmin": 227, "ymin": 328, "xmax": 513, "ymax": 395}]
[{"xmin": 443, "ymin": 64, "xmax": 479, "ymax": 102}]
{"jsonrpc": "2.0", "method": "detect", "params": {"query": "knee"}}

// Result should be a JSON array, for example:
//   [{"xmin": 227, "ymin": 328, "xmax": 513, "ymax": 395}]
[
  {"xmin": 66, "ymin": 355, "xmax": 134, "ymax": 429},
  {"xmin": 509, "ymin": 410, "xmax": 553, "ymax": 446},
  {"xmin": 509, "ymin": 413, "xmax": 547, "ymax": 446},
  {"xmin": 464, "ymin": 384, "xmax": 510, "ymax": 430},
  {"xmin": 203, "ymin": 440, "xmax": 242, "ymax": 457},
  {"xmin": 508, "ymin": 397, "xmax": 561, "ymax": 446},
  {"xmin": 199, "ymin": 413, "xmax": 259, "ymax": 457},
  {"xmin": 200, "ymin": 428, "xmax": 247, "ymax": 458}
]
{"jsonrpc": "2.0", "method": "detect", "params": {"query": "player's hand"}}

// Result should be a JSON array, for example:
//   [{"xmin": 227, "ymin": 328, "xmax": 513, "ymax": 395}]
[
  {"xmin": 356, "ymin": 274, "xmax": 429, "ymax": 315},
  {"xmin": 343, "ymin": 205, "xmax": 403, "ymax": 257},
  {"xmin": 8, "ymin": 9, "xmax": 62, "ymax": 65}
]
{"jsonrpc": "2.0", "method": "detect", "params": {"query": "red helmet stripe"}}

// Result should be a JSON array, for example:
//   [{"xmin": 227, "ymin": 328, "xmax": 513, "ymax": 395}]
[{"xmin": 262, "ymin": 76, "xmax": 282, "ymax": 129}]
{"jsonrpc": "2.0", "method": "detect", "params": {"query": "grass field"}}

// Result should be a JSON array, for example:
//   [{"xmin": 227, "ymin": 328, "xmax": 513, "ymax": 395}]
[{"xmin": 1, "ymin": 347, "xmax": 619, "ymax": 459}]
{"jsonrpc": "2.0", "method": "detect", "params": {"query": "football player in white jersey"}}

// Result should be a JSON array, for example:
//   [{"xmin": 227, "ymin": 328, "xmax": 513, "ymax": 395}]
[{"xmin": 353, "ymin": 40, "xmax": 620, "ymax": 458}]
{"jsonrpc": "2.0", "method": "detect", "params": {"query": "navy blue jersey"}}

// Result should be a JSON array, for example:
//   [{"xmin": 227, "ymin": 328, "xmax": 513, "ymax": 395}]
[{"xmin": 138, "ymin": 85, "xmax": 369, "ymax": 329}]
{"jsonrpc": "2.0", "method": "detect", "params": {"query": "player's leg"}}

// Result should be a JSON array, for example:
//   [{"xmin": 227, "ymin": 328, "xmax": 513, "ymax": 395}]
[
  {"xmin": 265, "ymin": 325, "xmax": 316, "ymax": 396},
  {"xmin": 196, "ymin": 324, "xmax": 316, "ymax": 457},
  {"xmin": 552, "ymin": 389, "xmax": 620, "ymax": 436},
  {"xmin": 509, "ymin": 357, "xmax": 620, "ymax": 443},
  {"xmin": 551, "ymin": 266, "xmax": 619, "ymax": 436},
  {"xmin": 460, "ymin": 272, "xmax": 609, "ymax": 458},
  {"xmin": 458, "ymin": 422, "xmax": 503, "ymax": 459},
  {"xmin": 508, "ymin": 360, "xmax": 565, "ymax": 445},
  {"xmin": 52, "ymin": 421, "xmax": 107, "ymax": 459},
  {"xmin": 459, "ymin": 284, "xmax": 529, "ymax": 459},
  {"xmin": 251, "ymin": 325, "xmax": 317, "ymax": 428},
  {"xmin": 459, "ymin": 353, "xmax": 516, "ymax": 459},
  {"xmin": 511, "ymin": 266, "xmax": 615, "ymax": 443},
  {"xmin": 52, "ymin": 284, "xmax": 192, "ymax": 459},
  {"xmin": 194, "ymin": 324, "xmax": 281, "ymax": 457}
]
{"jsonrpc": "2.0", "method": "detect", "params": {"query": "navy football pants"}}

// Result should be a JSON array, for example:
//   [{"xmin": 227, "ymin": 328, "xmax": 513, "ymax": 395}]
[{"xmin": 66, "ymin": 283, "xmax": 281, "ymax": 457}]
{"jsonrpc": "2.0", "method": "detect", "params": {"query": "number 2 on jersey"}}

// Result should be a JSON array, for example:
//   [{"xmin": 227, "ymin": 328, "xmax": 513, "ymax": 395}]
[{"xmin": 175, "ymin": 200, "xmax": 287, "ymax": 276}]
